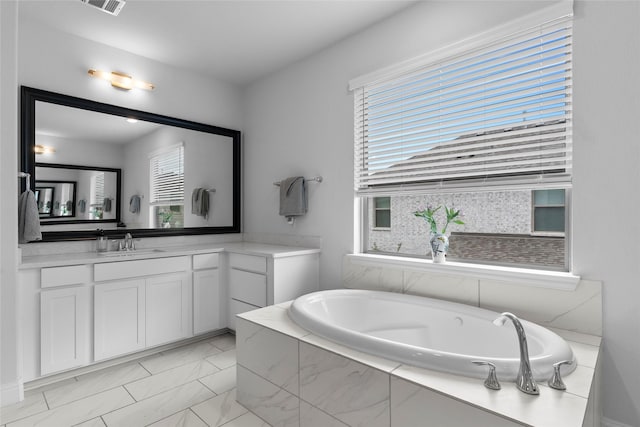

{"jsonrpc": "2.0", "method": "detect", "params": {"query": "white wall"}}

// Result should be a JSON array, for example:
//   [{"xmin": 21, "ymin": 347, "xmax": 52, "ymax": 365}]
[
  {"xmin": 242, "ymin": 1, "xmax": 640, "ymax": 426},
  {"xmin": 0, "ymin": 0, "xmax": 22, "ymax": 407},
  {"xmin": 0, "ymin": 5, "xmax": 244, "ymax": 405}
]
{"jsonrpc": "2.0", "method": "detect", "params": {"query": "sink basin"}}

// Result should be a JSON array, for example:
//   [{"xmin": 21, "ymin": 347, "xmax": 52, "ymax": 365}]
[{"xmin": 97, "ymin": 248, "xmax": 166, "ymax": 257}]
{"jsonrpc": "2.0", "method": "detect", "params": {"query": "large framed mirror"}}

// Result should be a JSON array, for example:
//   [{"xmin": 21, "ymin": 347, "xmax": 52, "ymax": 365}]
[{"xmin": 21, "ymin": 86, "xmax": 241, "ymax": 241}]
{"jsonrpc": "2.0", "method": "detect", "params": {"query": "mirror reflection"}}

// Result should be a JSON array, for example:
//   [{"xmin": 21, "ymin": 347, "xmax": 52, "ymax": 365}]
[
  {"xmin": 35, "ymin": 181, "xmax": 76, "ymax": 218},
  {"xmin": 36, "ymin": 164, "xmax": 119, "ymax": 224},
  {"xmin": 21, "ymin": 86, "xmax": 241, "ymax": 239}
]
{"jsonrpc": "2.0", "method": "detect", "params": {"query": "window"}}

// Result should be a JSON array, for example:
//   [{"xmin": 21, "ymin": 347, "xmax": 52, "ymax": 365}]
[
  {"xmin": 90, "ymin": 172, "xmax": 105, "ymax": 220},
  {"xmin": 149, "ymin": 144, "xmax": 184, "ymax": 228},
  {"xmin": 373, "ymin": 197, "xmax": 391, "ymax": 228},
  {"xmin": 352, "ymin": 5, "xmax": 572, "ymax": 270},
  {"xmin": 532, "ymin": 189, "xmax": 565, "ymax": 234}
]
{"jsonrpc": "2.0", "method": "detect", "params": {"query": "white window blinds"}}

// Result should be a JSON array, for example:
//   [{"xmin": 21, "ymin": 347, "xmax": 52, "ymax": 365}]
[
  {"xmin": 149, "ymin": 144, "xmax": 184, "ymax": 204},
  {"xmin": 353, "ymin": 12, "xmax": 572, "ymax": 195},
  {"xmin": 91, "ymin": 172, "xmax": 105, "ymax": 205}
]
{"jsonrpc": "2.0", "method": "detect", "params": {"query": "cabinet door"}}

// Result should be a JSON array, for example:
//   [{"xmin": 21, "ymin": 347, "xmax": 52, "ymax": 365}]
[
  {"xmin": 193, "ymin": 269, "xmax": 221, "ymax": 335},
  {"xmin": 94, "ymin": 279, "xmax": 145, "ymax": 361},
  {"xmin": 146, "ymin": 273, "xmax": 191, "ymax": 347},
  {"xmin": 41, "ymin": 287, "xmax": 90, "ymax": 375}
]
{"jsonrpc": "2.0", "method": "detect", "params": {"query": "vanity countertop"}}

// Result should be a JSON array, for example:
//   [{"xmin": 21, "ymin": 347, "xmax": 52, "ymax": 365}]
[
  {"xmin": 239, "ymin": 302, "xmax": 601, "ymax": 427},
  {"xmin": 20, "ymin": 242, "xmax": 321, "ymax": 269}
]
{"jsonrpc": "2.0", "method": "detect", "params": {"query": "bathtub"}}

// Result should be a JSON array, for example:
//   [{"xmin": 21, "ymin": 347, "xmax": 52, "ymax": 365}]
[{"xmin": 288, "ymin": 289, "xmax": 576, "ymax": 381}]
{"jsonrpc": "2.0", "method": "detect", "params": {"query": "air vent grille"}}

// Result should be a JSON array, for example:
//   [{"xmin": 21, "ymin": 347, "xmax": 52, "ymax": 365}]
[{"xmin": 80, "ymin": 0, "xmax": 126, "ymax": 16}]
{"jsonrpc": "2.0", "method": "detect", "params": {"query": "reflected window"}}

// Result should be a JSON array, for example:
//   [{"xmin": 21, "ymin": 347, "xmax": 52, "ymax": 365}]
[{"xmin": 149, "ymin": 144, "xmax": 184, "ymax": 228}]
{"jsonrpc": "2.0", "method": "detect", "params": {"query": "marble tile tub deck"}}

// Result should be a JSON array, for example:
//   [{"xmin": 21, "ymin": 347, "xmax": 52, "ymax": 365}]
[
  {"xmin": 237, "ymin": 302, "xmax": 601, "ymax": 427},
  {"xmin": 0, "ymin": 333, "xmax": 271, "ymax": 427}
]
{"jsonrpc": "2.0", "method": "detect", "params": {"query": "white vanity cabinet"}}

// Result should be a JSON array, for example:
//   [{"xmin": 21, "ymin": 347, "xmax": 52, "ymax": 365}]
[
  {"xmin": 193, "ymin": 253, "xmax": 223, "ymax": 335},
  {"xmin": 93, "ymin": 256, "xmax": 191, "ymax": 361},
  {"xmin": 94, "ymin": 279, "xmax": 146, "ymax": 361},
  {"xmin": 39, "ymin": 265, "xmax": 92, "ymax": 376},
  {"xmin": 228, "ymin": 250, "xmax": 319, "ymax": 330},
  {"xmin": 19, "ymin": 243, "xmax": 319, "ymax": 381},
  {"xmin": 40, "ymin": 286, "xmax": 90, "ymax": 375}
]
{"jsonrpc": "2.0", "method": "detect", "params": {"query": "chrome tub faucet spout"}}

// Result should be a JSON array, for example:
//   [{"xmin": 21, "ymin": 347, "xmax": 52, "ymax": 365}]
[{"xmin": 493, "ymin": 312, "xmax": 539, "ymax": 395}]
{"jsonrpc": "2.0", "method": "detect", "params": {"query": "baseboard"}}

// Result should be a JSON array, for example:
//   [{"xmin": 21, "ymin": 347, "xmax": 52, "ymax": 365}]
[
  {"xmin": 1, "ymin": 380, "xmax": 24, "ymax": 407},
  {"xmin": 602, "ymin": 417, "xmax": 635, "ymax": 427}
]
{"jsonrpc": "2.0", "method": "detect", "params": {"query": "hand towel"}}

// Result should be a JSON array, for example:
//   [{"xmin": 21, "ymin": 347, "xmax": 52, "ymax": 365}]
[
  {"xmin": 279, "ymin": 176, "xmax": 307, "ymax": 218},
  {"xmin": 103, "ymin": 198, "xmax": 112, "ymax": 213},
  {"xmin": 78, "ymin": 199, "xmax": 86, "ymax": 213},
  {"xmin": 191, "ymin": 188, "xmax": 209, "ymax": 219},
  {"xmin": 18, "ymin": 190, "xmax": 42, "ymax": 243},
  {"xmin": 129, "ymin": 195, "xmax": 141, "ymax": 214}
]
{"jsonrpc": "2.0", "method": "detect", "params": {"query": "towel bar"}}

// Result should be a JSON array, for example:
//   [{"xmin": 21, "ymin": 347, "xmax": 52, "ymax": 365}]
[{"xmin": 273, "ymin": 176, "xmax": 323, "ymax": 186}]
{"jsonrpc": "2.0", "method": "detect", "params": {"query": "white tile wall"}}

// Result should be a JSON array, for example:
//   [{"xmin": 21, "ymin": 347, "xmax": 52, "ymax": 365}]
[
  {"xmin": 299, "ymin": 342, "xmax": 390, "ymax": 427},
  {"xmin": 390, "ymin": 376, "xmax": 521, "ymax": 427},
  {"xmin": 342, "ymin": 255, "xmax": 602, "ymax": 336},
  {"xmin": 236, "ymin": 318, "xmax": 299, "ymax": 395},
  {"xmin": 236, "ymin": 366, "xmax": 299, "ymax": 427}
]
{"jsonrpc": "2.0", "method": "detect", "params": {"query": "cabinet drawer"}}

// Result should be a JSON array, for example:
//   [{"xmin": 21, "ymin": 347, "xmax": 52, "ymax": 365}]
[
  {"xmin": 94, "ymin": 256, "xmax": 189, "ymax": 282},
  {"xmin": 229, "ymin": 253, "xmax": 267, "ymax": 273},
  {"xmin": 41, "ymin": 265, "xmax": 91, "ymax": 288},
  {"xmin": 193, "ymin": 253, "xmax": 219, "ymax": 270},
  {"xmin": 230, "ymin": 269, "xmax": 266, "ymax": 307}
]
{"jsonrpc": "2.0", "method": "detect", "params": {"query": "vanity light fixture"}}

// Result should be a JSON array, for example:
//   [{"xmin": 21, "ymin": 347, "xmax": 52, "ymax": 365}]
[
  {"xmin": 88, "ymin": 69, "xmax": 155, "ymax": 91},
  {"xmin": 34, "ymin": 145, "xmax": 55, "ymax": 155}
]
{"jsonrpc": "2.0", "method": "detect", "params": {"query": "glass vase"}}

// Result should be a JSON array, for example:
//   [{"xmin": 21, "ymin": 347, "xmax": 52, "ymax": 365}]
[{"xmin": 430, "ymin": 232, "xmax": 449, "ymax": 263}]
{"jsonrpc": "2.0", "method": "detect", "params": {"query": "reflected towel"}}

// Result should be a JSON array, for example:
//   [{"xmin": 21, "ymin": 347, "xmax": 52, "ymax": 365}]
[
  {"xmin": 191, "ymin": 188, "xmax": 209, "ymax": 219},
  {"xmin": 279, "ymin": 176, "xmax": 307, "ymax": 217},
  {"xmin": 129, "ymin": 195, "xmax": 141, "ymax": 214},
  {"xmin": 18, "ymin": 190, "xmax": 42, "ymax": 243},
  {"xmin": 78, "ymin": 199, "xmax": 86, "ymax": 213},
  {"xmin": 103, "ymin": 198, "xmax": 112, "ymax": 213}
]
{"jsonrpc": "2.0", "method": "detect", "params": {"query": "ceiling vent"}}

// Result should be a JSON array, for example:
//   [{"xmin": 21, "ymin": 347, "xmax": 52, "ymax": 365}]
[{"xmin": 80, "ymin": 0, "xmax": 126, "ymax": 16}]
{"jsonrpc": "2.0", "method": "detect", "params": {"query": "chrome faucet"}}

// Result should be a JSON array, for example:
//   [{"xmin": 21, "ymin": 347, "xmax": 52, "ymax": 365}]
[
  {"xmin": 120, "ymin": 233, "xmax": 135, "ymax": 251},
  {"xmin": 493, "ymin": 312, "xmax": 539, "ymax": 395}
]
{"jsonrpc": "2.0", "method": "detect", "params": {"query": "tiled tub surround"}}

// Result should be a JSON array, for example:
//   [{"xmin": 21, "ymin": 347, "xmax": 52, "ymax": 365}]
[
  {"xmin": 342, "ymin": 254, "xmax": 602, "ymax": 337},
  {"xmin": 236, "ymin": 303, "xmax": 601, "ymax": 427}
]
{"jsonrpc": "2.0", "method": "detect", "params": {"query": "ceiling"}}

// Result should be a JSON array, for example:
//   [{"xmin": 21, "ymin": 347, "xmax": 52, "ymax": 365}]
[{"xmin": 18, "ymin": 0, "xmax": 417, "ymax": 87}]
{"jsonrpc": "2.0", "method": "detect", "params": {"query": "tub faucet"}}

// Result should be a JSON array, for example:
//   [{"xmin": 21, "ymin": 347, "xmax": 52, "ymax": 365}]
[{"xmin": 493, "ymin": 312, "xmax": 539, "ymax": 395}]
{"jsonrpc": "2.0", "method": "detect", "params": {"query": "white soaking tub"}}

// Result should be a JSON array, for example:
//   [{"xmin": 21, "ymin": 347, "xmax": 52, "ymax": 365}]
[{"xmin": 288, "ymin": 289, "xmax": 576, "ymax": 381}]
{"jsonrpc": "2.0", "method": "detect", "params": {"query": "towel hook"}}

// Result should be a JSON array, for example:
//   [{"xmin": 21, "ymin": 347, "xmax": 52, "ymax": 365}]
[{"xmin": 18, "ymin": 172, "xmax": 31, "ymax": 191}]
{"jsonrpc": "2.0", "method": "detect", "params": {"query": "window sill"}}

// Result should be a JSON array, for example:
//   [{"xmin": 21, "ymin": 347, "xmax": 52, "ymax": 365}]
[{"xmin": 347, "ymin": 253, "xmax": 580, "ymax": 291}]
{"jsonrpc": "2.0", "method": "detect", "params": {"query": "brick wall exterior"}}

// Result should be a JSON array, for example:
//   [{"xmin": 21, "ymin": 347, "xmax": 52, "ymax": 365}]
[{"xmin": 367, "ymin": 191, "xmax": 565, "ymax": 268}]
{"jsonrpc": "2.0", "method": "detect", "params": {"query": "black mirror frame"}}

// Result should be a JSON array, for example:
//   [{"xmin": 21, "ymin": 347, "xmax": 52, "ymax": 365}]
[{"xmin": 21, "ymin": 86, "xmax": 241, "ymax": 242}]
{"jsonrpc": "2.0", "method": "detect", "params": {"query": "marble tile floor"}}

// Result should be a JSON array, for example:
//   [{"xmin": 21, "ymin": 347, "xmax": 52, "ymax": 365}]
[{"xmin": 0, "ymin": 334, "xmax": 272, "ymax": 427}]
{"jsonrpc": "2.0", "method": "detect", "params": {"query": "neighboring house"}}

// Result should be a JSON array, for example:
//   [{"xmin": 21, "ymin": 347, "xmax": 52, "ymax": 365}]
[{"xmin": 367, "ymin": 121, "xmax": 568, "ymax": 269}]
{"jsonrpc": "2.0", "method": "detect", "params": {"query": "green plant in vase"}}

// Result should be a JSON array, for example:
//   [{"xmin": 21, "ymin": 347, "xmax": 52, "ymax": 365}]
[{"xmin": 413, "ymin": 206, "xmax": 464, "ymax": 263}]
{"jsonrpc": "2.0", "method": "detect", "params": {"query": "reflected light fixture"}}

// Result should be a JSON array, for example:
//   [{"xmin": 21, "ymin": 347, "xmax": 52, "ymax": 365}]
[
  {"xmin": 34, "ymin": 145, "xmax": 55, "ymax": 155},
  {"xmin": 88, "ymin": 69, "xmax": 155, "ymax": 91},
  {"xmin": 126, "ymin": 118, "xmax": 139, "ymax": 123}
]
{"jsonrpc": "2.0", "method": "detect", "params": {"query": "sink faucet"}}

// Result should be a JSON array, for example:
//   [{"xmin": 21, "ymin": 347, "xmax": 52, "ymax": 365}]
[
  {"xmin": 120, "ymin": 233, "xmax": 135, "ymax": 251},
  {"xmin": 493, "ymin": 312, "xmax": 539, "ymax": 395}
]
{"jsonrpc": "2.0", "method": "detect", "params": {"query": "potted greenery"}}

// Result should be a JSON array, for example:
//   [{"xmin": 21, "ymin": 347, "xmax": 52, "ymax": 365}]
[
  {"xmin": 413, "ymin": 206, "xmax": 464, "ymax": 263},
  {"xmin": 160, "ymin": 210, "xmax": 173, "ymax": 228}
]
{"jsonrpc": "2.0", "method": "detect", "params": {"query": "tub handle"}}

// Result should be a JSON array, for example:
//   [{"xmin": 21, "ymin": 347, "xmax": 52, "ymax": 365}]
[
  {"xmin": 471, "ymin": 360, "xmax": 501, "ymax": 390},
  {"xmin": 548, "ymin": 359, "xmax": 573, "ymax": 391}
]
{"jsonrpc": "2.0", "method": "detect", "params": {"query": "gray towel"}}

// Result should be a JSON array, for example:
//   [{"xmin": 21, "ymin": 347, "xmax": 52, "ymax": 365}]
[
  {"xmin": 18, "ymin": 190, "xmax": 42, "ymax": 243},
  {"xmin": 78, "ymin": 199, "xmax": 86, "ymax": 213},
  {"xmin": 279, "ymin": 176, "xmax": 307, "ymax": 217},
  {"xmin": 191, "ymin": 188, "xmax": 209, "ymax": 219},
  {"xmin": 103, "ymin": 198, "xmax": 112, "ymax": 212},
  {"xmin": 129, "ymin": 195, "xmax": 141, "ymax": 214}
]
